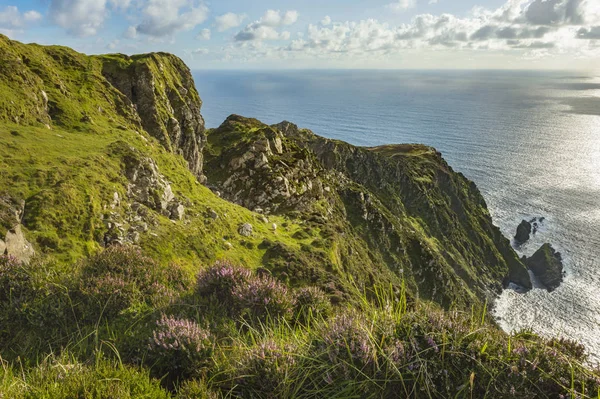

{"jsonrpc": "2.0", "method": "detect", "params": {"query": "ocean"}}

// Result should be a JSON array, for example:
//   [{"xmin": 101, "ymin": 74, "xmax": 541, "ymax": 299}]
[{"xmin": 193, "ymin": 69, "xmax": 600, "ymax": 363}]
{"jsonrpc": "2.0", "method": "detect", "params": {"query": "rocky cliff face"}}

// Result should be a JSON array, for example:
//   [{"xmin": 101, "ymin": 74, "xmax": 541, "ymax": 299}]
[
  {"xmin": 204, "ymin": 116, "xmax": 531, "ymax": 308},
  {"xmin": 100, "ymin": 53, "xmax": 206, "ymax": 181}
]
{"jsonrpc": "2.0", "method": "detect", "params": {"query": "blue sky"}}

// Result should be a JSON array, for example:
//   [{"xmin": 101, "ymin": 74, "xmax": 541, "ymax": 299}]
[{"xmin": 1, "ymin": 0, "xmax": 599, "ymax": 69}]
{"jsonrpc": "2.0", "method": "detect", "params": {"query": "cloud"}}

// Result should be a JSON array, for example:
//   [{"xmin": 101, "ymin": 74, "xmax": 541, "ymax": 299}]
[
  {"xmin": 234, "ymin": 10, "xmax": 298, "ymax": 42},
  {"xmin": 387, "ymin": 0, "xmax": 417, "ymax": 12},
  {"xmin": 107, "ymin": 39, "xmax": 120, "ymax": 50},
  {"xmin": 524, "ymin": 0, "xmax": 586, "ymax": 25},
  {"xmin": 280, "ymin": 0, "xmax": 600, "ymax": 61},
  {"xmin": 136, "ymin": 0, "xmax": 209, "ymax": 38},
  {"xmin": 0, "ymin": 6, "xmax": 42, "ymax": 32},
  {"xmin": 321, "ymin": 16, "xmax": 332, "ymax": 26},
  {"xmin": 49, "ymin": 0, "xmax": 109, "ymax": 37},
  {"xmin": 215, "ymin": 12, "xmax": 246, "ymax": 32},
  {"xmin": 577, "ymin": 26, "xmax": 600, "ymax": 39},
  {"xmin": 124, "ymin": 26, "xmax": 137, "ymax": 39},
  {"xmin": 192, "ymin": 48, "xmax": 209, "ymax": 55},
  {"xmin": 197, "ymin": 28, "xmax": 211, "ymax": 40}
]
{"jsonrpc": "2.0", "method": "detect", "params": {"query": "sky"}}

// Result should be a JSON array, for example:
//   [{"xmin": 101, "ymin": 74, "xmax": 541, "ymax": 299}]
[{"xmin": 1, "ymin": 0, "xmax": 600, "ymax": 70}]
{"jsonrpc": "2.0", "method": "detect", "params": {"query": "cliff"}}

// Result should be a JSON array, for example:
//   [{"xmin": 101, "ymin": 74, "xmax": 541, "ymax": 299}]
[{"xmin": 204, "ymin": 116, "xmax": 531, "ymax": 307}]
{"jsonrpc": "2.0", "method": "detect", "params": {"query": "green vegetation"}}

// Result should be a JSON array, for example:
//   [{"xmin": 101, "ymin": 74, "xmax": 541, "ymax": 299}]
[
  {"xmin": 0, "ymin": 35, "xmax": 597, "ymax": 397},
  {"xmin": 1, "ymin": 249, "xmax": 598, "ymax": 398}
]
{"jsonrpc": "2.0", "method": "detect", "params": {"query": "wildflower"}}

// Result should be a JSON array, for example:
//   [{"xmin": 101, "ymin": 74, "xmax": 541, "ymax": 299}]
[
  {"xmin": 425, "ymin": 335, "xmax": 439, "ymax": 353},
  {"xmin": 147, "ymin": 314, "xmax": 214, "ymax": 379}
]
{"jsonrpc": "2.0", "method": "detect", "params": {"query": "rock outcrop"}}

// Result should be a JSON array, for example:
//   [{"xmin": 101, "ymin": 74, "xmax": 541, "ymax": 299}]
[
  {"xmin": 100, "ymin": 53, "xmax": 206, "ymax": 181},
  {"xmin": 525, "ymin": 243, "xmax": 564, "ymax": 291},
  {"xmin": 204, "ymin": 115, "xmax": 532, "ymax": 307},
  {"xmin": 515, "ymin": 219, "xmax": 532, "ymax": 244},
  {"xmin": 4, "ymin": 225, "xmax": 35, "ymax": 264}
]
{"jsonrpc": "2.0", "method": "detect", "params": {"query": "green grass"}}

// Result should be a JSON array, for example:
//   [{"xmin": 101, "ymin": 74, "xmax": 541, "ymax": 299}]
[{"xmin": 1, "ymin": 252, "xmax": 598, "ymax": 398}]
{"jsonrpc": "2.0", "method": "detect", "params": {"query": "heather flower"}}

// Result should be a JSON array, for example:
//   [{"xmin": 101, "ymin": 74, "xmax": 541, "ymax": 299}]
[
  {"xmin": 79, "ymin": 246, "xmax": 187, "ymax": 318},
  {"xmin": 513, "ymin": 345, "xmax": 529, "ymax": 357},
  {"xmin": 317, "ymin": 312, "xmax": 375, "ymax": 368},
  {"xmin": 425, "ymin": 335, "xmax": 439, "ymax": 353},
  {"xmin": 384, "ymin": 340, "xmax": 406, "ymax": 364},
  {"xmin": 232, "ymin": 274, "xmax": 295, "ymax": 321},
  {"xmin": 196, "ymin": 261, "xmax": 252, "ymax": 307},
  {"xmin": 147, "ymin": 314, "xmax": 214, "ymax": 380},
  {"xmin": 235, "ymin": 339, "xmax": 297, "ymax": 394}
]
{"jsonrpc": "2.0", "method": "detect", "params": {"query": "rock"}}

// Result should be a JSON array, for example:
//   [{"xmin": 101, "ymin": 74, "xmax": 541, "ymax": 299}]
[
  {"xmin": 514, "ymin": 220, "xmax": 532, "ymax": 244},
  {"xmin": 101, "ymin": 54, "xmax": 206, "ymax": 180},
  {"xmin": 238, "ymin": 223, "xmax": 253, "ymax": 237},
  {"xmin": 111, "ymin": 192, "xmax": 120, "ymax": 209},
  {"xmin": 0, "ymin": 239, "xmax": 5, "ymax": 254},
  {"xmin": 124, "ymin": 153, "xmax": 177, "ymax": 213},
  {"xmin": 525, "ymin": 243, "xmax": 564, "ymax": 292},
  {"xmin": 209, "ymin": 209, "xmax": 218, "ymax": 220},
  {"xmin": 4, "ymin": 225, "xmax": 35, "ymax": 264},
  {"xmin": 224, "ymin": 241, "xmax": 233, "ymax": 249},
  {"xmin": 272, "ymin": 137, "xmax": 283, "ymax": 154},
  {"xmin": 271, "ymin": 223, "xmax": 277, "ymax": 231},
  {"xmin": 169, "ymin": 203, "xmax": 185, "ymax": 220}
]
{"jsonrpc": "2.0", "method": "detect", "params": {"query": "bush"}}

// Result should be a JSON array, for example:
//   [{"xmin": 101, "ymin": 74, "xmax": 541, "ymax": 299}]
[
  {"xmin": 293, "ymin": 286, "xmax": 332, "ymax": 323},
  {"xmin": 0, "ymin": 255, "xmax": 32, "ymax": 304},
  {"xmin": 0, "ymin": 354, "xmax": 170, "ymax": 399},
  {"xmin": 232, "ymin": 275, "xmax": 294, "ymax": 322},
  {"xmin": 233, "ymin": 339, "xmax": 298, "ymax": 396},
  {"xmin": 196, "ymin": 262, "xmax": 295, "ymax": 322},
  {"xmin": 147, "ymin": 314, "xmax": 214, "ymax": 380},
  {"xmin": 316, "ymin": 312, "xmax": 375, "ymax": 369},
  {"xmin": 79, "ymin": 246, "xmax": 190, "ymax": 318},
  {"xmin": 196, "ymin": 261, "xmax": 252, "ymax": 308}
]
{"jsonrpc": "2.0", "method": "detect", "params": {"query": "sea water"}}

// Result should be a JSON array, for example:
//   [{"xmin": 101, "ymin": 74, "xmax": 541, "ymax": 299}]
[{"xmin": 194, "ymin": 69, "xmax": 600, "ymax": 363}]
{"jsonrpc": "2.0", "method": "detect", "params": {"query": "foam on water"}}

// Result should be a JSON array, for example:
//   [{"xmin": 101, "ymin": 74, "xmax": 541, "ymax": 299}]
[{"xmin": 195, "ymin": 69, "xmax": 600, "ymax": 362}]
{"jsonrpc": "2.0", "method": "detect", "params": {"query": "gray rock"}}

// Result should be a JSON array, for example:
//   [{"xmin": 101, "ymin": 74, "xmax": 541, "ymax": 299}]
[
  {"xmin": 238, "ymin": 223, "xmax": 253, "ymax": 237},
  {"xmin": 169, "ymin": 203, "xmax": 185, "ymax": 220},
  {"xmin": 525, "ymin": 243, "xmax": 564, "ymax": 292},
  {"xmin": 5, "ymin": 225, "xmax": 35, "ymax": 264},
  {"xmin": 209, "ymin": 209, "xmax": 219, "ymax": 220},
  {"xmin": 0, "ymin": 239, "xmax": 5, "ymax": 254},
  {"xmin": 514, "ymin": 220, "xmax": 532, "ymax": 244},
  {"xmin": 272, "ymin": 137, "xmax": 283, "ymax": 154}
]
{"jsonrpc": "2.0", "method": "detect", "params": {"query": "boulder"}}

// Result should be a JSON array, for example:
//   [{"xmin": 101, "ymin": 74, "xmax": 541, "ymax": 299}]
[
  {"xmin": 169, "ymin": 203, "xmax": 185, "ymax": 220},
  {"xmin": 238, "ymin": 223, "xmax": 253, "ymax": 237},
  {"xmin": 4, "ymin": 225, "xmax": 35, "ymax": 264},
  {"xmin": 525, "ymin": 243, "xmax": 564, "ymax": 292},
  {"xmin": 514, "ymin": 219, "xmax": 532, "ymax": 244}
]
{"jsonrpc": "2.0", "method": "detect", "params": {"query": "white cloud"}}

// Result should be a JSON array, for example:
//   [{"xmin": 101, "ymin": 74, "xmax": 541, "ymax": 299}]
[
  {"xmin": 321, "ymin": 16, "xmax": 332, "ymax": 26},
  {"xmin": 281, "ymin": 0, "xmax": 600, "ymax": 62},
  {"xmin": 387, "ymin": 0, "xmax": 417, "ymax": 12},
  {"xmin": 24, "ymin": 11, "xmax": 43, "ymax": 23},
  {"xmin": 124, "ymin": 25, "xmax": 137, "ymax": 39},
  {"xmin": 197, "ymin": 28, "xmax": 211, "ymax": 40},
  {"xmin": 234, "ymin": 10, "xmax": 299, "ymax": 42},
  {"xmin": 107, "ymin": 39, "xmax": 119, "ymax": 50},
  {"xmin": 0, "ymin": 6, "xmax": 42, "ymax": 32},
  {"xmin": 136, "ymin": 0, "xmax": 209, "ymax": 38},
  {"xmin": 192, "ymin": 47, "xmax": 209, "ymax": 55},
  {"xmin": 215, "ymin": 12, "xmax": 246, "ymax": 32},
  {"xmin": 49, "ymin": 0, "xmax": 108, "ymax": 37}
]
